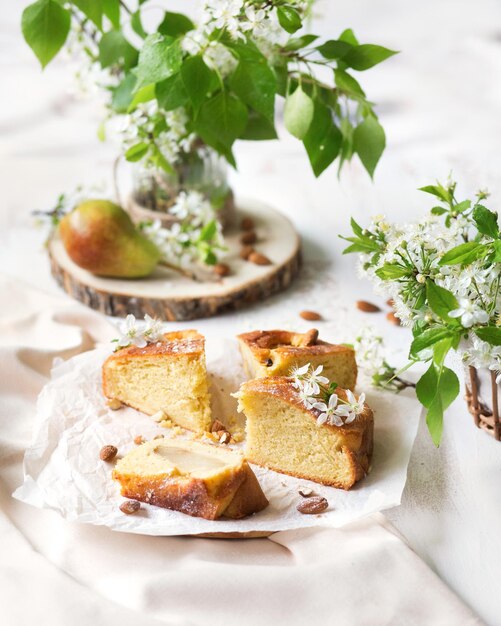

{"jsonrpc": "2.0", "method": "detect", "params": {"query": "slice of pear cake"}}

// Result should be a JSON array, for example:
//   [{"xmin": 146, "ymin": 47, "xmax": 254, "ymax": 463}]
[{"xmin": 103, "ymin": 330, "xmax": 212, "ymax": 432}]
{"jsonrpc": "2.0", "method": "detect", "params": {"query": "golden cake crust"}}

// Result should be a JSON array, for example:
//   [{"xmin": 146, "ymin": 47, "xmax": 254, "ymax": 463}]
[
  {"xmin": 239, "ymin": 377, "xmax": 373, "ymax": 489},
  {"xmin": 106, "ymin": 329, "xmax": 204, "ymax": 361},
  {"xmin": 113, "ymin": 439, "xmax": 269, "ymax": 520},
  {"xmin": 237, "ymin": 329, "xmax": 357, "ymax": 389}
]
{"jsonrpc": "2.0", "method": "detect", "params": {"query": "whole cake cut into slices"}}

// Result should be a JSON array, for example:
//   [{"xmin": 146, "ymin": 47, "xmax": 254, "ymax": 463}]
[
  {"xmin": 113, "ymin": 438, "xmax": 269, "ymax": 520},
  {"xmin": 237, "ymin": 329, "xmax": 357, "ymax": 390},
  {"xmin": 237, "ymin": 377, "xmax": 373, "ymax": 490},
  {"xmin": 102, "ymin": 330, "xmax": 212, "ymax": 432}
]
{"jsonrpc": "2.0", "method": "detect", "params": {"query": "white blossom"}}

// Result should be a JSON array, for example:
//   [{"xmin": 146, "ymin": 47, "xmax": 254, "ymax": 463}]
[
  {"xmin": 115, "ymin": 315, "xmax": 148, "ymax": 349},
  {"xmin": 449, "ymin": 299, "xmax": 489, "ymax": 328}
]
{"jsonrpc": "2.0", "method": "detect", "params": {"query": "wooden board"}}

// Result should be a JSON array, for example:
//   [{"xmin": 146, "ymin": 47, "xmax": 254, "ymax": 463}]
[{"xmin": 48, "ymin": 199, "xmax": 301, "ymax": 321}]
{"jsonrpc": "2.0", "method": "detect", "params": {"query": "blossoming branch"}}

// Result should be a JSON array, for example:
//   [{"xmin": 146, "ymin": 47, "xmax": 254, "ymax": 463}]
[{"xmin": 342, "ymin": 179, "xmax": 501, "ymax": 445}]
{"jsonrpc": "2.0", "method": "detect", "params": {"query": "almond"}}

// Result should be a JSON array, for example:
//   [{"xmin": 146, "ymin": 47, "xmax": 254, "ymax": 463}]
[
  {"xmin": 386, "ymin": 298, "xmax": 395, "ymax": 307},
  {"xmin": 297, "ymin": 496, "xmax": 328, "ymax": 514},
  {"xmin": 386, "ymin": 311, "xmax": 401, "ymax": 326},
  {"xmin": 219, "ymin": 431, "xmax": 231, "ymax": 445},
  {"xmin": 213, "ymin": 263, "xmax": 230, "ymax": 277},
  {"xmin": 300, "ymin": 329, "xmax": 319, "ymax": 346},
  {"xmin": 99, "ymin": 445, "xmax": 118, "ymax": 462},
  {"xmin": 249, "ymin": 251, "xmax": 272, "ymax": 266},
  {"xmin": 211, "ymin": 419, "xmax": 226, "ymax": 433},
  {"xmin": 119, "ymin": 500, "xmax": 141, "ymax": 515},
  {"xmin": 240, "ymin": 231, "xmax": 257, "ymax": 245},
  {"xmin": 134, "ymin": 435, "xmax": 145, "ymax": 445},
  {"xmin": 300, "ymin": 310, "xmax": 322, "ymax": 321},
  {"xmin": 241, "ymin": 217, "xmax": 255, "ymax": 231},
  {"xmin": 356, "ymin": 300, "xmax": 381, "ymax": 313},
  {"xmin": 240, "ymin": 245, "xmax": 254, "ymax": 260},
  {"xmin": 106, "ymin": 398, "xmax": 123, "ymax": 410}
]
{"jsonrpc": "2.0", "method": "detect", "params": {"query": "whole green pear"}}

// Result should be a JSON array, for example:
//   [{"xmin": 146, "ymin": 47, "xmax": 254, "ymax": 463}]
[{"xmin": 59, "ymin": 199, "xmax": 161, "ymax": 278}]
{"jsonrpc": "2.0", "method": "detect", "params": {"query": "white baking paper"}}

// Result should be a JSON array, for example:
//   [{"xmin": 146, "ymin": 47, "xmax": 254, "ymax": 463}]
[{"xmin": 14, "ymin": 337, "xmax": 421, "ymax": 535}]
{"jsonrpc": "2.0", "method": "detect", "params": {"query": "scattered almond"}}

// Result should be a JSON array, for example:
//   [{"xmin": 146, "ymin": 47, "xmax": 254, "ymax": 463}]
[
  {"xmin": 301, "ymin": 329, "xmax": 319, "ymax": 346},
  {"xmin": 134, "ymin": 435, "xmax": 145, "ymax": 445},
  {"xmin": 240, "ymin": 245, "xmax": 254, "ymax": 260},
  {"xmin": 249, "ymin": 251, "xmax": 271, "ymax": 266},
  {"xmin": 386, "ymin": 311, "xmax": 401, "ymax": 326},
  {"xmin": 219, "ymin": 431, "xmax": 231, "ymax": 445},
  {"xmin": 241, "ymin": 217, "xmax": 255, "ymax": 231},
  {"xmin": 240, "ymin": 231, "xmax": 257, "ymax": 245},
  {"xmin": 152, "ymin": 410, "xmax": 166, "ymax": 422},
  {"xmin": 106, "ymin": 398, "xmax": 123, "ymax": 410},
  {"xmin": 213, "ymin": 263, "xmax": 230, "ymax": 277},
  {"xmin": 386, "ymin": 298, "xmax": 395, "ymax": 307},
  {"xmin": 297, "ymin": 496, "xmax": 329, "ymax": 515},
  {"xmin": 120, "ymin": 500, "xmax": 141, "ymax": 515},
  {"xmin": 99, "ymin": 445, "xmax": 118, "ymax": 462},
  {"xmin": 299, "ymin": 487, "xmax": 315, "ymax": 498},
  {"xmin": 300, "ymin": 310, "xmax": 322, "ymax": 321},
  {"xmin": 356, "ymin": 300, "xmax": 381, "ymax": 313},
  {"xmin": 211, "ymin": 419, "xmax": 226, "ymax": 433}
]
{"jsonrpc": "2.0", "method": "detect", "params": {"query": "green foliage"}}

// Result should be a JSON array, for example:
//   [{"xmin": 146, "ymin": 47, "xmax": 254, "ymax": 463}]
[
  {"xmin": 22, "ymin": 0, "xmax": 71, "ymax": 68},
  {"xmin": 425, "ymin": 281, "xmax": 459, "ymax": 323},
  {"xmin": 353, "ymin": 115, "xmax": 386, "ymax": 178},
  {"xmin": 20, "ymin": 0, "xmax": 397, "ymax": 178},
  {"xmin": 284, "ymin": 86, "xmax": 314, "ymax": 139},
  {"xmin": 475, "ymin": 326, "xmax": 501, "ymax": 346}
]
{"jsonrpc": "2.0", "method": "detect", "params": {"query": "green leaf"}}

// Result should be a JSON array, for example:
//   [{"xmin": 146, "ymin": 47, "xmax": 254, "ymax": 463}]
[
  {"xmin": 334, "ymin": 68, "xmax": 366, "ymax": 98},
  {"xmin": 135, "ymin": 34, "xmax": 182, "ymax": 89},
  {"xmin": 111, "ymin": 72, "xmax": 137, "ymax": 112},
  {"xmin": 102, "ymin": 0, "xmax": 120, "ymax": 29},
  {"xmin": 125, "ymin": 142, "xmax": 149, "ymax": 162},
  {"xmin": 284, "ymin": 34, "xmax": 318, "ymax": 51},
  {"xmin": 342, "ymin": 44, "xmax": 398, "ymax": 71},
  {"xmin": 303, "ymin": 100, "xmax": 341, "ymax": 177},
  {"xmin": 181, "ymin": 55, "xmax": 214, "ymax": 112},
  {"xmin": 426, "ymin": 281, "xmax": 459, "ymax": 323},
  {"xmin": 158, "ymin": 11, "xmax": 195, "ymax": 37},
  {"xmin": 155, "ymin": 73, "xmax": 188, "ymax": 110},
  {"xmin": 475, "ymin": 326, "xmax": 501, "ymax": 346},
  {"xmin": 410, "ymin": 327, "xmax": 454, "ymax": 357},
  {"xmin": 317, "ymin": 40, "xmax": 353, "ymax": 59},
  {"xmin": 473, "ymin": 205, "xmax": 499, "ymax": 239},
  {"xmin": 339, "ymin": 28, "xmax": 359, "ymax": 46},
  {"xmin": 131, "ymin": 10, "xmax": 147, "ymax": 38},
  {"xmin": 284, "ymin": 86, "xmax": 314, "ymax": 140},
  {"xmin": 375, "ymin": 263, "xmax": 408, "ymax": 279},
  {"xmin": 439, "ymin": 241, "xmax": 485, "ymax": 266},
  {"xmin": 230, "ymin": 59, "xmax": 276, "ymax": 122},
  {"xmin": 431, "ymin": 206, "xmax": 447, "ymax": 216},
  {"xmin": 419, "ymin": 184, "xmax": 451, "ymax": 203},
  {"xmin": 353, "ymin": 115, "xmax": 385, "ymax": 177},
  {"xmin": 277, "ymin": 6, "xmax": 302, "ymax": 34},
  {"xmin": 21, "ymin": 0, "xmax": 71, "ymax": 68},
  {"xmin": 241, "ymin": 111, "xmax": 277, "ymax": 140},
  {"xmin": 195, "ymin": 91, "xmax": 248, "ymax": 154},
  {"xmin": 493, "ymin": 240, "xmax": 501, "ymax": 262},
  {"xmin": 73, "ymin": 0, "xmax": 102, "ymax": 29},
  {"xmin": 128, "ymin": 83, "xmax": 155, "ymax": 111},
  {"xmin": 199, "ymin": 220, "xmax": 217, "ymax": 242},
  {"xmin": 98, "ymin": 31, "xmax": 138, "ymax": 70}
]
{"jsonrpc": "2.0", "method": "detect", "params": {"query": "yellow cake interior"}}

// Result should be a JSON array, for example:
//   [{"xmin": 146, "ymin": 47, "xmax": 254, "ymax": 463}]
[
  {"xmin": 238, "ymin": 378, "xmax": 372, "ymax": 489},
  {"xmin": 103, "ymin": 331, "xmax": 212, "ymax": 432}
]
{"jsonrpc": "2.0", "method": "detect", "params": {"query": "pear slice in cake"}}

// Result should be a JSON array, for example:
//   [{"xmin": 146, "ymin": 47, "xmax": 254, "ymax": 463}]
[
  {"xmin": 237, "ymin": 377, "xmax": 373, "ymax": 490},
  {"xmin": 102, "ymin": 330, "xmax": 211, "ymax": 432},
  {"xmin": 237, "ymin": 329, "xmax": 357, "ymax": 390},
  {"xmin": 113, "ymin": 438, "xmax": 269, "ymax": 520}
]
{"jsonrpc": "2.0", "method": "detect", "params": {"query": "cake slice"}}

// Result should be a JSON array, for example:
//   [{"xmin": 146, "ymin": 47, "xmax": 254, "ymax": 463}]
[
  {"xmin": 237, "ymin": 377, "xmax": 373, "ymax": 490},
  {"xmin": 113, "ymin": 438, "xmax": 269, "ymax": 520},
  {"xmin": 237, "ymin": 329, "xmax": 357, "ymax": 390},
  {"xmin": 102, "ymin": 330, "xmax": 211, "ymax": 432}
]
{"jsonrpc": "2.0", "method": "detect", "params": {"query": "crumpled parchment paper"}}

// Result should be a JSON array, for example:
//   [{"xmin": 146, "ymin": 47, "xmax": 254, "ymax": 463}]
[{"xmin": 14, "ymin": 337, "xmax": 420, "ymax": 535}]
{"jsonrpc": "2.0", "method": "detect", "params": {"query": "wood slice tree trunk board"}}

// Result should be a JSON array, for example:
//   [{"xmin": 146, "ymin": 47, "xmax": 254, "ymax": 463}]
[{"xmin": 48, "ymin": 199, "xmax": 301, "ymax": 321}]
